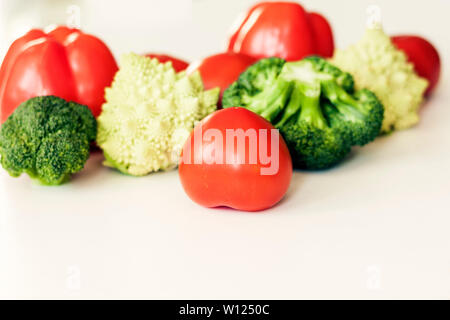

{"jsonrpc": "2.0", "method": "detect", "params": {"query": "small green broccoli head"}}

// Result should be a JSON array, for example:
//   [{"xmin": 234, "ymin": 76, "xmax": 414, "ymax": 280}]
[
  {"xmin": 0, "ymin": 96, "xmax": 96, "ymax": 185},
  {"xmin": 278, "ymin": 58, "xmax": 383, "ymax": 166},
  {"xmin": 222, "ymin": 57, "xmax": 285, "ymax": 108}
]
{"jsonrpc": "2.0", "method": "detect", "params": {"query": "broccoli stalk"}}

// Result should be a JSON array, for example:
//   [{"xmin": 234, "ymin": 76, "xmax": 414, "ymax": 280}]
[
  {"xmin": 293, "ymin": 82, "xmax": 326, "ymax": 129},
  {"xmin": 274, "ymin": 81, "xmax": 304, "ymax": 128},
  {"xmin": 275, "ymin": 81, "xmax": 351, "ymax": 169},
  {"xmin": 246, "ymin": 79, "xmax": 293, "ymax": 122}
]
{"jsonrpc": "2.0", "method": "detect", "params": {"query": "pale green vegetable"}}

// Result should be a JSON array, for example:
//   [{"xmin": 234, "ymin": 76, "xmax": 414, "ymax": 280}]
[
  {"xmin": 97, "ymin": 53, "xmax": 219, "ymax": 176},
  {"xmin": 331, "ymin": 26, "xmax": 428, "ymax": 133}
]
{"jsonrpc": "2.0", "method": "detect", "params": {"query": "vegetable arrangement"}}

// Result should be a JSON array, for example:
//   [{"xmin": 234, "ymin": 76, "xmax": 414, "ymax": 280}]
[{"xmin": 0, "ymin": 2, "xmax": 441, "ymax": 212}]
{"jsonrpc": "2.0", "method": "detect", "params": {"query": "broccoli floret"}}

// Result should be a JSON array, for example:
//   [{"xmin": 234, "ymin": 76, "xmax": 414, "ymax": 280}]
[
  {"xmin": 223, "ymin": 56, "xmax": 384, "ymax": 169},
  {"xmin": 275, "ymin": 81, "xmax": 351, "ymax": 169},
  {"xmin": 0, "ymin": 96, "xmax": 96, "ymax": 185},
  {"xmin": 222, "ymin": 57, "xmax": 285, "ymax": 109},
  {"xmin": 97, "ymin": 53, "xmax": 219, "ymax": 176},
  {"xmin": 35, "ymin": 131, "xmax": 90, "ymax": 185},
  {"xmin": 321, "ymin": 83, "xmax": 384, "ymax": 146}
]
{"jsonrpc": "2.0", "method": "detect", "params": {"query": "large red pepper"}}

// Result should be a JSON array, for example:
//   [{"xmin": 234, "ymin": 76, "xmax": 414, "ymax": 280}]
[
  {"xmin": 0, "ymin": 26, "xmax": 118, "ymax": 122},
  {"xmin": 227, "ymin": 1, "xmax": 334, "ymax": 61}
]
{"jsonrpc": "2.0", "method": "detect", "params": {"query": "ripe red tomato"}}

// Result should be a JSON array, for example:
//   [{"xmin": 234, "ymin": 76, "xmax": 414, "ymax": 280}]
[
  {"xmin": 187, "ymin": 52, "xmax": 257, "ymax": 105},
  {"xmin": 179, "ymin": 107, "xmax": 292, "ymax": 212},
  {"xmin": 392, "ymin": 35, "xmax": 441, "ymax": 96},
  {"xmin": 145, "ymin": 54, "xmax": 189, "ymax": 72}
]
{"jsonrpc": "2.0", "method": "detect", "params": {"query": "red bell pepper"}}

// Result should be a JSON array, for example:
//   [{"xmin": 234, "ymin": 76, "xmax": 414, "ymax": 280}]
[
  {"xmin": 0, "ymin": 26, "xmax": 118, "ymax": 122},
  {"xmin": 227, "ymin": 1, "xmax": 334, "ymax": 61}
]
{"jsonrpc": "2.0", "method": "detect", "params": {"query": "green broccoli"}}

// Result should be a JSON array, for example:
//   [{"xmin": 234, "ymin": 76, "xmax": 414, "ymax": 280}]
[
  {"xmin": 0, "ymin": 96, "xmax": 96, "ymax": 185},
  {"xmin": 280, "ymin": 55, "xmax": 355, "ymax": 93},
  {"xmin": 273, "ymin": 80, "xmax": 351, "ymax": 169},
  {"xmin": 97, "ymin": 53, "xmax": 219, "ymax": 176},
  {"xmin": 222, "ymin": 56, "xmax": 384, "ymax": 169},
  {"xmin": 222, "ymin": 57, "xmax": 285, "ymax": 115}
]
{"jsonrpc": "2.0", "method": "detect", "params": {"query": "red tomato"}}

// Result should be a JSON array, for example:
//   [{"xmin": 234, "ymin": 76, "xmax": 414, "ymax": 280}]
[
  {"xmin": 145, "ymin": 54, "xmax": 189, "ymax": 72},
  {"xmin": 0, "ymin": 26, "xmax": 118, "ymax": 122},
  {"xmin": 227, "ymin": 2, "xmax": 334, "ymax": 61},
  {"xmin": 179, "ymin": 107, "xmax": 292, "ymax": 212},
  {"xmin": 392, "ymin": 35, "xmax": 441, "ymax": 96},
  {"xmin": 187, "ymin": 52, "xmax": 257, "ymax": 105}
]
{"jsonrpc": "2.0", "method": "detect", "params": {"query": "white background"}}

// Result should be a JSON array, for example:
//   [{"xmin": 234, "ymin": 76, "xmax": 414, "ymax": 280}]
[{"xmin": 0, "ymin": 0, "xmax": 449, "ymax": 299}]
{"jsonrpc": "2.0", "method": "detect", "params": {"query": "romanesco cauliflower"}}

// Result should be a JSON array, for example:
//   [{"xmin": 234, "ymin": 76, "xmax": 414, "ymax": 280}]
[
  {"xmin": 97, "ymin": 53, "xmax": 219, "ymax": 176},
  {"xmin": 331, "ymin": 26, "xmax": 428, "ymax": 133}
]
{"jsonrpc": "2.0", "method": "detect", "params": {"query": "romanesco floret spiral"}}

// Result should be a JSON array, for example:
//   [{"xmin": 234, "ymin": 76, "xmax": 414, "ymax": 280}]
[{"xmin": 97, "ymin": 53, "xmax": 219, "ymax": 176}]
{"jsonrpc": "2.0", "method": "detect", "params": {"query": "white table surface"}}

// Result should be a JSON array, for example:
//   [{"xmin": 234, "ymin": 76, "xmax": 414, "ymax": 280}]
[{"xmin": 0, "ymin": 0, "xmax": 449, "ymax": 299}]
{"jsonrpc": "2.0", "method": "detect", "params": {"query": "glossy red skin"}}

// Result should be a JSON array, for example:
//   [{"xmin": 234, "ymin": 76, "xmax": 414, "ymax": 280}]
[
  {"xmin": 187, "ymin": 52, "xmax": 257, "ymax": 105},
  {"xmin": 308, "ymin": 12, "xmax": 334, "ymax": 58},
  {"xmin": 227, "ymin": 2, "xmax": 334, "ymax": 61},
  {"xmin": 0, "ymin": 26, "xmax": 118, "ymax": 122},
  {"xmin": 145, "ymin": 54, "xmax": 189, "ymax": 72},
  {"xmin": 392, "ymin": 35, "xmax": 440, "ymax": 96},
  {"xmin": 179, "ymin": 107, "xmax": 293, "ymax": 212}
]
